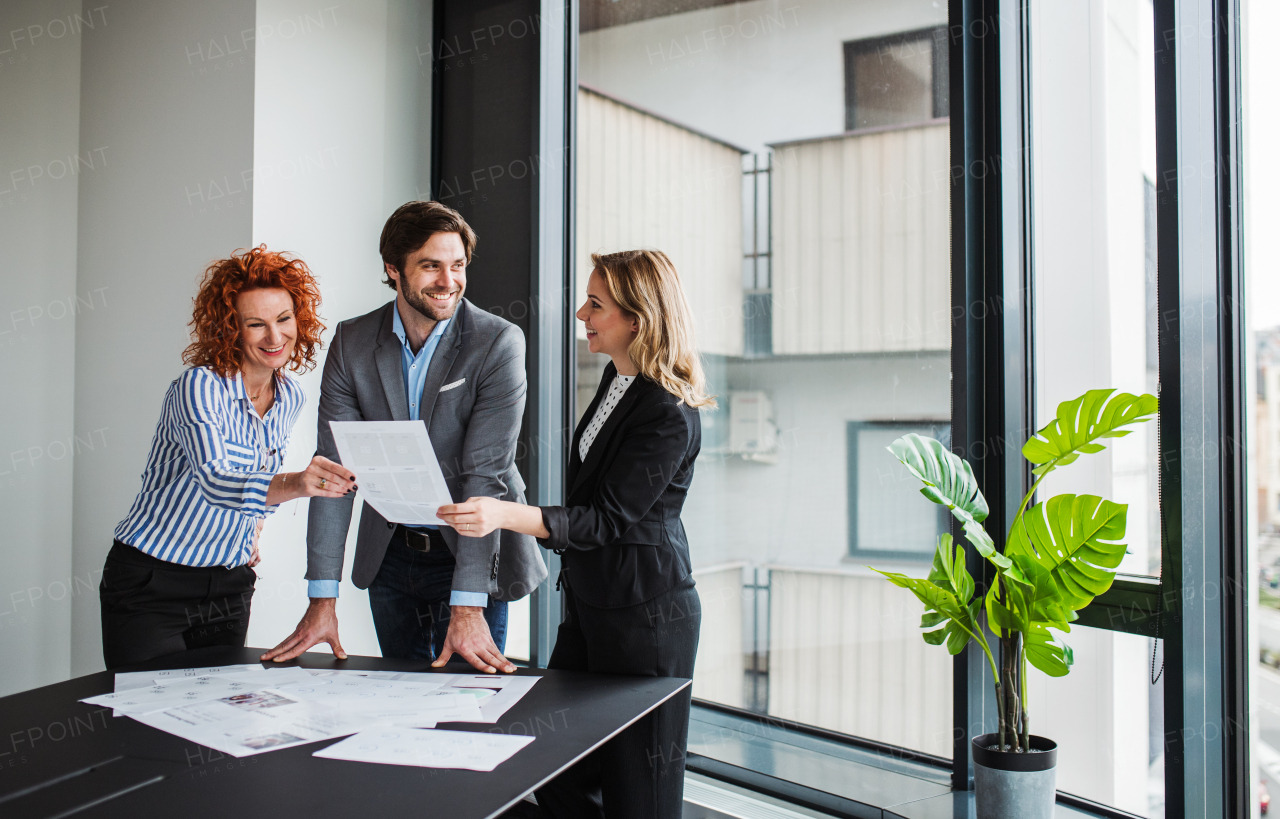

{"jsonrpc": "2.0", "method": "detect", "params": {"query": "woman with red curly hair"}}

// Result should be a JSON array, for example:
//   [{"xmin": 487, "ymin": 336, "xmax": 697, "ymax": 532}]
[{"xmin": 99, "ymin": 246, "xmax": 357, "ymax": 668}]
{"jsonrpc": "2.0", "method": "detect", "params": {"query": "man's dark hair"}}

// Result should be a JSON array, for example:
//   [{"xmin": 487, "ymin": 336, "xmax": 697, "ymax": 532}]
[{"xmin": 379, "ymin": 200, "xmax": 477, "ymax": 291}]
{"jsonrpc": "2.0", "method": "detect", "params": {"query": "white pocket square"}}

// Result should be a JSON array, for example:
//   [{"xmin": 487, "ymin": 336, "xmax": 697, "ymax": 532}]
[{"xmin": 440, "ymin": 377, "xmax": 466, "ymax": 393}]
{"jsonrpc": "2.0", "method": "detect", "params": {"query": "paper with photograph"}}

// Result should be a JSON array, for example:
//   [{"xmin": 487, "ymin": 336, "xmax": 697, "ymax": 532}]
[
  {"xmin": 329, "ymin": 420, "xmax": 453, "ymax": 525},
  {"xmin": 87, "ymin": 669, "xmax": 309, "ymax": 716},
  {"xmin": 132, "ymin": 689, "xmax": 371, "ymax": 758}
]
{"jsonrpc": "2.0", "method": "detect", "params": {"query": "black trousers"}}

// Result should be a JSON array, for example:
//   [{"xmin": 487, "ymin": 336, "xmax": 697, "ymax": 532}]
[
  {"xmin": 536, "ymin": 578, "xmax": 701, "ymax": 819},
  {"xmin": 99, "ymin": 541, "xmax": 256, "ymax": 669}
]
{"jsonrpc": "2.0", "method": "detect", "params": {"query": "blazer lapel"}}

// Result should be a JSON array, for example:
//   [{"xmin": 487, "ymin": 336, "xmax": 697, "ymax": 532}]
[
  {"xmin": 419, "ymin": 299, "xmax": 466, "ymax": 428},
  {"xmin": 569, "ymin": 368, "xmax": 651, "ymax": 497},
  {"xmin": 373, "ymin": 303, "xmax": 410, "ymax": 422},
  {"xmin": 567, "ymin": 362, "xmax": 613, "ymax": 488}
]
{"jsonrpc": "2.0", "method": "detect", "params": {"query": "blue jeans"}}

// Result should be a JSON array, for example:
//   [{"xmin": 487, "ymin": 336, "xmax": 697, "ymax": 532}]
[{"xmin": 368, "ymin": 531, "xmax": 507, "ymax": 662}]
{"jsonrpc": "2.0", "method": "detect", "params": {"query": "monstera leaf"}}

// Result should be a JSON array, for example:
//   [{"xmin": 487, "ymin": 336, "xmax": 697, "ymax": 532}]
[
  {"xmin": 1006, "ymin": 494, "xmax": 1128, "ymax": 610},
  {"xmin": 888, "ymin": 434, "xmax": 1007, "ymax": 568},
  {"xmin": 876, "ymin": 535, "xmax": 995, "ymax": 666},
  {"xmin": 1022, "ymin": 390, "xmax": 1157, "ymax": 478},
  {"xmin": 1023, "ymin": 625, "xmax": 1074, "ymax": 677},
  {"xmin": 987, "ymin": 558, "xmax": 1073, "ymax": 636}
]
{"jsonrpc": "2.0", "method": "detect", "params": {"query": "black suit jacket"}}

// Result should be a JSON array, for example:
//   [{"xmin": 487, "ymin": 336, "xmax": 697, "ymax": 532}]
[{"xmin": 539, "ymin": 363, "xmax": 701, "ymax": 608}]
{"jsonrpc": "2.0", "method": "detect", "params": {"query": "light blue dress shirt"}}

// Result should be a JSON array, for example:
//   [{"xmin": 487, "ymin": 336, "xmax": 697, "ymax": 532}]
[{"xmin": 309, "ymin": 305, "xmax": 487, "ymax": 608}]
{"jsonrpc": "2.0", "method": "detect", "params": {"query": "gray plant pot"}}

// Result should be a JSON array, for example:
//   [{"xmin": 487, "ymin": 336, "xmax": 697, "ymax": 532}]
[{"xmin": 971, "ymin": 734, "xmax": 1059, "ymax": 819}]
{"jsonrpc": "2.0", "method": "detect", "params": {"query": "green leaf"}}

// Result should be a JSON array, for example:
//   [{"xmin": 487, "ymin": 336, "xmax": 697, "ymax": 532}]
[
  {"xmin": 872, "ymin": 569, "xmax": 979, "ymax": 655},
  {"xmin": 987, "ymin": 597, "xmax": 1023, "ymax": 634},
  {"xmin": 1024, "ymin": 626, "xmax": 1073, "ymax": 677},
  {"xmin": 949, "ymin": 537, "xmax": 975, "ymax": 604},
  {"xmin": 888, "ymin": 434, "xmax": 989, "ymax": 526},
  {"xmin": 1022, "ymin": 390, "xmax": 1157, "ymax": 476},
  {"xmin": 1007, "ymin": 494, "xmax": 1128, "ymax": 611},
  {"xmin": 921, "ymin": 611, "xmax": 947, "ymax": 629},
  {"xmin": 962, "ymin": 520, "xmax": 1011, "ymax": 570},
  {"xmin": 1013, "ymin": 557, "xmax": 1074, "ymax": 631},
  {"xmin": 923, "ymin": 628, "xmax": 948, "ymax": 645},
  {"xmin": 926, "ymin": 534, "xmax": 955, "ymax": 590},
  {"xmin": 885, "ymin": 434, "xmax": 1012, "ymax": 570}
]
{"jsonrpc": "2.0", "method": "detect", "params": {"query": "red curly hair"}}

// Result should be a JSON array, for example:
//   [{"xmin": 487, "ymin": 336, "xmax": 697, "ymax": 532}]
[{"xmin": 182, "ymin": 245, "xmax": 325, "ymax": 377}]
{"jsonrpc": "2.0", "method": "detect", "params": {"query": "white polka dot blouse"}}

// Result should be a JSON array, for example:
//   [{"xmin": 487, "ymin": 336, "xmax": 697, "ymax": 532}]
[{"xmin": 579, "ymin": 374, "xmax": 636, "ymax": 461}]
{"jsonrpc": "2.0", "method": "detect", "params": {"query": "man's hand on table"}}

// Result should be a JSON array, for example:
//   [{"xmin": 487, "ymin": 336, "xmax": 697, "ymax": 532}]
[
  {"xmin": 261, "ymin": 597, "xmax": 347, "ymax": 661},
  {"xmin": 432, "ymin": 606, "xmax": 515, "ymax": 674}
]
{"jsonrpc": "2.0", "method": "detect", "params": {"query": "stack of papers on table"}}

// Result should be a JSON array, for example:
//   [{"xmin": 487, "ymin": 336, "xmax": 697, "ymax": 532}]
[{"xmin": 80, "ymin": 666, "xmax": 541, "ymax": 768}]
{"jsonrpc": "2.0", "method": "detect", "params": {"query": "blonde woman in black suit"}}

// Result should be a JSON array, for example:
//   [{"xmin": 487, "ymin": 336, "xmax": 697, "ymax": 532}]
[{"xmin": 438, "ymin": 249, "xmax": 714, "ymax": 818}]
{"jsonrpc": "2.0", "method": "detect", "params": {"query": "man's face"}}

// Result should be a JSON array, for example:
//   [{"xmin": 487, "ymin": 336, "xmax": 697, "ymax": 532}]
[{"xmin": 386, "ymin": 231, "xmax": 468, "ymax": 323}]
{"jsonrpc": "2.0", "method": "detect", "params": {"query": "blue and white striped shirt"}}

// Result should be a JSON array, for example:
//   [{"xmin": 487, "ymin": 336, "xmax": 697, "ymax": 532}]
[{"xmin": 114, "ymin": 366, "xmax": 305, "ymax": 567}]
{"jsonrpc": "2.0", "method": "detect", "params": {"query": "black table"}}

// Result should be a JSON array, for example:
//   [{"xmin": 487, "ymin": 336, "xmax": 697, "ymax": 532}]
[{"xmin": 0, "ymin": 647, "xmax": 690, "ymax": 819}]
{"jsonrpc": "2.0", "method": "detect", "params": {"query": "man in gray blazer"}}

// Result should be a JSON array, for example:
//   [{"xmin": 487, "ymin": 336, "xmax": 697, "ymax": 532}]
[{"xmin": 263, "ymin": 201, "xmax": 546, "ymax": 673}]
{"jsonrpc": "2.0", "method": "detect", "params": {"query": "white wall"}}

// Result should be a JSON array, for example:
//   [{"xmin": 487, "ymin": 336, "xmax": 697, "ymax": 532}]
[
  {"xmin": 0, "ymin": 0, "xmax": 85, "ymax": 696},
  {"xmin": 245, "ymin": 0, "xmax": 433, "ymax": 662},
  {"xmin": 69, "ymin": 0, "xmax": 258, "ymax": 677},
  {"xmin": 246, "ymin": 0, "xmax": 530, "ymax": 661},
  {"xmin": 580, "ymin": 0, "xmax": 946, "ymax": 153}
]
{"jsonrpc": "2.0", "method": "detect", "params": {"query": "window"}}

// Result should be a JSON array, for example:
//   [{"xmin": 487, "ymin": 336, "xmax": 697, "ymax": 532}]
[
  {"xmin": 1025, "ymin": 0, "xmax": 1163, "ymax": 813},
  {"xmin": 579, "ymin": 0, "xmax": 951, "ymax": 753},
  {"xmin": 843, "ymin": 27, "xmax": 948, "ymax": 132},
  {"xmin": 846, "ymin": 421, "xmax": 950, "ymax": 560}
]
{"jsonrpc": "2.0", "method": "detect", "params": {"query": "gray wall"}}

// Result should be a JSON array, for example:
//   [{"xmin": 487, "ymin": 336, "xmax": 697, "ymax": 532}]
[
  {"xmin": 69, "ymin": 0, "xmax": 257, "ymax": 676},
  {"xmin": 0, "ymin": 0, "xmax": 85, "ymax": 695}
]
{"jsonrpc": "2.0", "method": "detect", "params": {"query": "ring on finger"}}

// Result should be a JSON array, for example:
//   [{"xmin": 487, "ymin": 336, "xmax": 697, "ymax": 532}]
[{"xmin": 319, "ymin": 477, "xmax": 328, "ymax": 489}]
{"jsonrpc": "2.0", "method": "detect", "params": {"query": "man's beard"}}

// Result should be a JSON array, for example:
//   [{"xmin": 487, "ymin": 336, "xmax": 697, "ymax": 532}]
[{"xmin": 402, "ymin": 284, "xmax": 461, "ymax": 323}]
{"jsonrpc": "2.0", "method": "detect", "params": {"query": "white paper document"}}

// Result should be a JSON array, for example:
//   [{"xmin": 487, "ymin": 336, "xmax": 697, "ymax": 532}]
[
  {"xmin": 97, "ymin": 668, "xmax": 312, "ymax": 716},
  {"xmin": 113, "ymin": 663, "xmax": 267, "ymax": 692},
  {"xmin": 443, "ymin": 675, "xmax": 542, "ymax": 723},
  {"xmin": 88, "ymin": 674, "xmax": 282, "ymax": 716},
  {"xmin": 313, "ymin": 728, "xmax": 535, "ymax": 771},
  {"xmin": 99, "ymin": 666, "xmax": 541, "ymax": 762},
  {"xmin": 329, "ymin": 420, "xmax": 453, "ymax": 525},
  {"xmin": 281, "ymin": 678, "xmax": 485, "ymax": 724},
  {"xmin": 132, "ymin": 689, "xmax": 371, "ymax": 758}
]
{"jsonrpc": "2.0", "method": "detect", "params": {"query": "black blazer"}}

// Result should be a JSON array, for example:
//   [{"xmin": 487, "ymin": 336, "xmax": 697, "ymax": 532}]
[{"xmin": 539, "ymin": 363, "xmax": 701, "ymax": 609}]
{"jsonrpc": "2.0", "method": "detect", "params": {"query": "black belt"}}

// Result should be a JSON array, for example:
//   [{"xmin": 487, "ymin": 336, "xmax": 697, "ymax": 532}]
[{"xmin": 396, "ymin": 525, "xmax": 446, "ymax": 553}]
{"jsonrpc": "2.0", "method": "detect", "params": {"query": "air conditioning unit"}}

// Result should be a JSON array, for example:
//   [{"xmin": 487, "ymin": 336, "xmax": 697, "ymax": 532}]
[{"xmin": 727, "ymin": 390, "xmax": 778, "ymax": 463}]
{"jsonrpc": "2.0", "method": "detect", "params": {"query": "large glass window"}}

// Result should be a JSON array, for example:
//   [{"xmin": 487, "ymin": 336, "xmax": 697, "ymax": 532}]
[
  {"xmin": 577, "ymin": 0, "xmax": 952, "ymax": 754},
  {"xmin": 1026, "ymin": 0, "xmax": 1162, "ymax": 814},
  {"xmin": 1248, "ymin": 0, "xmax": 1279, "ymax": 814}
]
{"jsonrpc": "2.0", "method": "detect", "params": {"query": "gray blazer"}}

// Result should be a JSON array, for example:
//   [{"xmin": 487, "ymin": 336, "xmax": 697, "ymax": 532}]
[{"xmin": 305, "ymin": 299, "xmax": 547, "ymax": 601}]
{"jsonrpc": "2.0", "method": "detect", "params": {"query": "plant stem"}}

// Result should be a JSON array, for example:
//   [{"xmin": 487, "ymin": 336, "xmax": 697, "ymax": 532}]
[
  {"xmin": 1020, "ymin": 642, "xmax": 1029, "ymax": 749},
  {"xmin": 1009, "ymin": 471, "xmax": 1051, "ymax": 543},
  {"xmin": 995, "ymin": 681, "xmax": 1005, "ymax": 752}
]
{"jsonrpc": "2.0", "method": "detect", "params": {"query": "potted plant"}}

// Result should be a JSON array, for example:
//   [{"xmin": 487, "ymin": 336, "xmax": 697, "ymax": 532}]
[{"xmin": 872, "ymin": 388, "xmax": 1158, "ymax": 819}]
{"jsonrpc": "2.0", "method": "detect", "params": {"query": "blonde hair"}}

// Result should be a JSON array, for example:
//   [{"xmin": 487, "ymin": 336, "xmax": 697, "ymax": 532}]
[{"xmin": 590, "ymin": 250, "xmax": 716, "ymax": 409}]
